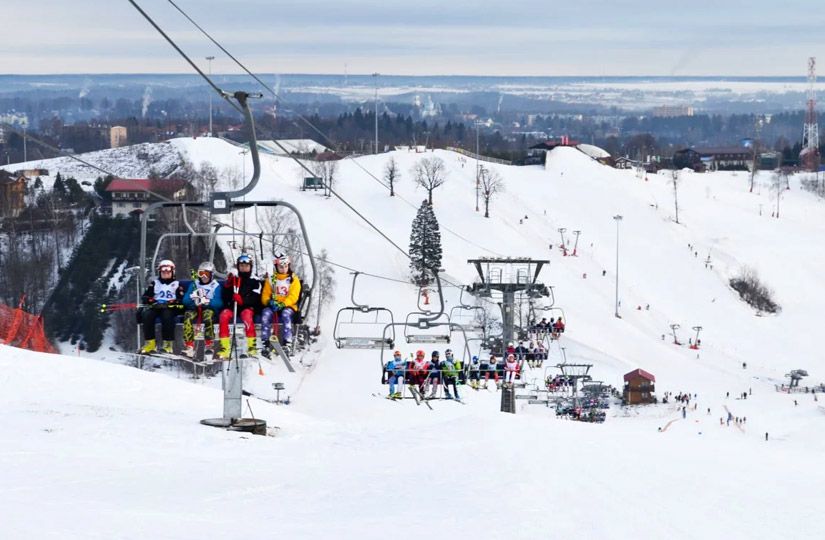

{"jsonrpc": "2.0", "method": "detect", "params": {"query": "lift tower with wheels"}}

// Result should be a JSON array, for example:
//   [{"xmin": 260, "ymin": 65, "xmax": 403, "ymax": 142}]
[{"xmin": 467, "ymin": 258, "xmax": 550, "ymax": 352}]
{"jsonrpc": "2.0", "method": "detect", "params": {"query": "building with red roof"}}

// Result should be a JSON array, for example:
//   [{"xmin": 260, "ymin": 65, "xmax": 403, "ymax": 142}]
[
  {"xmin": 105, "ymin": 178, "xmax": 188, "ymax": 218},
  {"xmin": 623, "ymin": 368, "xmax": 656, "ymax": 405}
]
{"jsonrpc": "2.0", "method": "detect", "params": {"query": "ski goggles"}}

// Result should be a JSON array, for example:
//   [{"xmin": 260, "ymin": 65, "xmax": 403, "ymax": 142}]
[
  {"xmin": 237, "ymin": 255, "xmax": 253, "ymax": 265},
  {"xmin": 159, "ymin": 266, "xmax": 173, "ymax": 273},
  {"xmin": 198, "ymin": 270, "xmax": 213, "ymax": 279}
]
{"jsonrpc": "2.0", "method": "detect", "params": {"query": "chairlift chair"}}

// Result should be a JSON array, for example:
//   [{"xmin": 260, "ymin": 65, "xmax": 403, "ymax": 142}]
[{"xmin": 332, "ymin": 272, "xmax": 396, "ymax": 349}]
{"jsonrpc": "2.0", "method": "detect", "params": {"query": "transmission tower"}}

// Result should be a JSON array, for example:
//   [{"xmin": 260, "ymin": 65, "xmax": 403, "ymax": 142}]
[{"xmin": 801, "ymin": 57, "xmax": 820, "ymax": 172}]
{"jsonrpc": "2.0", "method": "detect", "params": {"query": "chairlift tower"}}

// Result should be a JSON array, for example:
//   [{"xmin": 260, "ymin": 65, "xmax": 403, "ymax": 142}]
[
  {"xmin": 467, "ymin": 258, "xmax": 550, "ymax": 347},
  {"xmin": 801, "ymin": 57, "xmax": 820, "ymax": 172}
]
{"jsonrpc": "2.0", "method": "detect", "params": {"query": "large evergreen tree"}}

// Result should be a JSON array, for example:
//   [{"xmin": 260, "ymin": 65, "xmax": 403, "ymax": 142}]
[{"xmin": 409, "ymin": 200, "xmax": 443, "ymax": 287}]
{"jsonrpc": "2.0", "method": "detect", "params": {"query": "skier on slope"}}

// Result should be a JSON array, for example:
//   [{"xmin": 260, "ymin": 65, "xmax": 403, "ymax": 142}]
[
  {"xmin": 217, "ymin": 254, "xmax": 263, "ymax": 359},
  {"xmin": 260, "ymin": 251, "xmax": 302, "ymax": 357},
  {"xmin": 181, "ymin": 261, "xmax": 223, "ymax": 358},
  {"xmin": 139, "ymin": 259, "xmax": 184, "ymax": 354}
]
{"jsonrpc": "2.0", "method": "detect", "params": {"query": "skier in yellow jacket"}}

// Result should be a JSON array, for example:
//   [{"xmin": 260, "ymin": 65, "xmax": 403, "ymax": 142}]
[{"xmin": 260, "ymin": 251, "xmax": 302, "ymax": 357}]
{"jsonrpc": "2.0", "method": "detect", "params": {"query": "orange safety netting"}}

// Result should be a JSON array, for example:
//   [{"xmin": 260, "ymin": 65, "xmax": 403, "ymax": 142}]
[{"xmin": 0, "ymin": 297, "xmax": 57, "ymax": 354}]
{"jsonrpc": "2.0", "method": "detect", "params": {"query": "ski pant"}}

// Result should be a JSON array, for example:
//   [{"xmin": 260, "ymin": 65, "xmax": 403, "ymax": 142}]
[
  {"xmin": 389, "ymin": 374, "xmax": 403, "ymax": 395},
  {"xmin": 261, "ymin": 307, "xmax": 294, "ymax": 343},
  {"xmin": 183, "ymin": 308, "xmax": 216, "ymax": 342},
  {"xmin": 444, "ymin": 376, "xmax": 459, "ymax": 398},
  {"xmin": 142, "ymin": 306, "xmax": 178, "ymax": 341},
  {"xmin": 505, "ymin": 370, "xmax": 517, "ymax": 384},
  {"xmin": 218, "ymin": 307, "xmax": 256, "ymax": 338}
]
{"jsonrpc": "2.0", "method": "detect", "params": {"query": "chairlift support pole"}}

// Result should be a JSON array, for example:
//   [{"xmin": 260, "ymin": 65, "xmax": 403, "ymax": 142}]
[
  {"xmin": 572, "ymin": 230, "xmax": 581, "ymax": 256},
  {"xmin": 670, "ymin": 323, "xmax": 681, "ymax": 345},
  {"xmin": 558, "ymin": 228, "xmax": 568, "ymax": 256}
]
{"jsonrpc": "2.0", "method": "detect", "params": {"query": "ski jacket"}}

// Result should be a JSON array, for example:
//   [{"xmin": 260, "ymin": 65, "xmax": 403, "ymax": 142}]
[
  {"xmin": 222, "ymin": 273, "xmax": 263, "ymax": 311},
  {"xmin": 505, "ymin": 359, "xmax": 518, "ymax": 372},
  {"xmin": 441, "ymin": 360, "xmax": 458, "ymax": 379},
  {"xmin": 412, "ymin": 357, "xmax": 428, "ymax": 375},
  {"xmin": 262, "ymin": 271, "xmax": 301, "ymax": 311},
  {"xmin": 183, "ymin": 280, "xmax": 223, "ymax": 311},
  {"xmin": 386, "ymin": 359, "xmax": 405, "ymax": 377},
  {"xmin": 142, "ymin": 277, "xmax": 184, "ymax": 306}
]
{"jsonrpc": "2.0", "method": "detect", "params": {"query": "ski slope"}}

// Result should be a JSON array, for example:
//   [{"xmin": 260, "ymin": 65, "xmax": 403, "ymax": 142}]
[{"xmin": 3, "ymin": 138, "xmax": 825, "ymax": 539}]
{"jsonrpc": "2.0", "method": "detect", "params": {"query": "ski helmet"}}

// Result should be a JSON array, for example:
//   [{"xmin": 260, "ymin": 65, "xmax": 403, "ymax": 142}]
[
  {"xmin": 197, "ymin": 261, "xmax": 215, "ymax": 281},
  {"xmin": 472, "ymin": 356, "xmax": 479, "ymax": 363},
  {"xmin": 157, "ymin": 259, "xmax": 175, "ymax": 277},
  {"xmin": 274, "ymin": 251, "xmax": 291, "ymax": 267},
  {"xmin": 237, "ymin": 254, "xmax": 253, "ymax": 267},
  {"xmin": 416, "ymin": 350, "xmax": 425, "ymax": 358},
  {"xmin": 431, "ymin": 350, "xmax": 440, "ymax": 358},
  {"xmin": 393, "ymin": 350, "xmax": 402, "ymax": 357}
]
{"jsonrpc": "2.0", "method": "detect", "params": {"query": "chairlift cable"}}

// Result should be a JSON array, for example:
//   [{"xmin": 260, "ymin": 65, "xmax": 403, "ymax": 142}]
[
  {"xmin": 162, "ymin": 0, "xmax": 501, "ymax": 257},
  {"xmin": 126, "ymin": 0, "xmax": 242, "ymax": 115}
]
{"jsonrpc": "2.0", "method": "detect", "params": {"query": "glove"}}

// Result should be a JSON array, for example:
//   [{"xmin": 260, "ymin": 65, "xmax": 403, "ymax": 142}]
[
  {"xmin": 233, "ymin": 293, "xmax": 243, "ymax": 306},
  {"xmin": 270, "ymin": 300, "xmax": 285, "ymax": 310},
  {"xmin": 227, "ymin": 267, "xmax": 237, "ymax": 278}
]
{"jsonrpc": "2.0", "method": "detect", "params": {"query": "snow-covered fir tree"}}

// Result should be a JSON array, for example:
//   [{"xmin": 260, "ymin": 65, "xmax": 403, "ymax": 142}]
[{"xmin": 409, "ymin": 199, "xmax": 442, "ymax": 286}]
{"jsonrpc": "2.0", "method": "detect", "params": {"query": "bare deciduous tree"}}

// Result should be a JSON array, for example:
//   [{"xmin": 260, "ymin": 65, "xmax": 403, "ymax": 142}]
[
  {"xmin": 312, "ymin": 159, "xmax": 339, "ymax": 198},
  {"xmin": 411, "ymin": 157, "xmax": 448, "ymax": 204},
  {"xmin": 312, "ymin": 249, "xmax": 336, "ymax": 335},
  {"xmin": 384, "ymin": 157, "xmax": 400, "ymax": 196},
  {"xmin": 479, "ymin": 166, "xmax": 504, "ymax": 218}
]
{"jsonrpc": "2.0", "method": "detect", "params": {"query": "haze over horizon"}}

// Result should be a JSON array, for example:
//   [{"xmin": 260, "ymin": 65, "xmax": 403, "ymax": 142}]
[{"xmin": 4, "ymin": 0, "xmax": 824, "ymax": 77}]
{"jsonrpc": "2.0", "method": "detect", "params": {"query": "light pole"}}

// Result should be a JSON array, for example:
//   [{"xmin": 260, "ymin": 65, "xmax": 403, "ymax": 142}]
[
  {"xmin": 206, "ymin": 56, "xmax": 215, "ymax": 136},
  {"xmin": 372, "ymin": 72, "xmax": 379, "ymax": 154},
  {"xmin": 475, "ymin": 120, "xmax": 481, "ymax": 212},
  {"xmin": 613, "ymin": 215, "xmax": 623, "ymax": 318}
]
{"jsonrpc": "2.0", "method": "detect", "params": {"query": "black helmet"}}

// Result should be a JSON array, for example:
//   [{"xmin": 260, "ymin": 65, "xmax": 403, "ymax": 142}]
[{"xmin": 431, "ymin": 350, "xmax": 440, "ymax": 357}]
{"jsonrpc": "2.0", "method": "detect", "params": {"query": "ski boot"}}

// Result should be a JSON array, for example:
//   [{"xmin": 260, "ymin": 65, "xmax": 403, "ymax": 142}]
[
  {"xmin": 139, "ymin": 339, "xmax": 157, "ymax": 354},
  {"xmin": 216, "ymin": 337, "xmax": 231, "ymax": 360},
  {"xmin": 260, "ymin": 339, "xmax": 273, "ymax": 359},
  {"xmin": 182, "ymin": 341, "xmax": 195, "ymax": 358},
  {"xmin": 162, "ymin": 340, "xmax": 174, "ymax": 354},
  {"xmin": 245, "ymin": 337, "xmax": 258, "ymax": 358}
]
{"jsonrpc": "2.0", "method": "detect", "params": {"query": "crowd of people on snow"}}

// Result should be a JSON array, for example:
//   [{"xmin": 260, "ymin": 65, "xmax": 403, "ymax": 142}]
[{"xmin": 137, "ymin": 251, "xmax": 302, "ymax": 360}]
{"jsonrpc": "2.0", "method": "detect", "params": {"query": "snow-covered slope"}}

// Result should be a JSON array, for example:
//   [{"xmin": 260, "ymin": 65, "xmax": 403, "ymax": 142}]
[{"xmin": 3, "ymin": 137, "xmax": 825, "ymax": 539}]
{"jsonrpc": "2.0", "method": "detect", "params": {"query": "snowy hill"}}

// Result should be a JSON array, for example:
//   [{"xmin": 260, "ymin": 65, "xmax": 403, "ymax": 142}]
[{"xmin": 3, "ymin": 137, "xmax": 825, "ymax": 539}]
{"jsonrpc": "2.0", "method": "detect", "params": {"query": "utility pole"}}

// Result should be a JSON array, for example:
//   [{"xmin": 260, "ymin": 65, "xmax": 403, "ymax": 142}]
[
  {"xmin": 475, "ymin": 120, "xmax": 481, "ymax": 211},
  {"xmin": 372, "ymin": 72, "xmax": 379, "ymax": 154},
  {"xmin": 206, "ymin": 56, "xmax": 215, "ymax": 136},
  {"xmin": 613, "ymin": 215, "xmax": 623, "ymax": 318}
]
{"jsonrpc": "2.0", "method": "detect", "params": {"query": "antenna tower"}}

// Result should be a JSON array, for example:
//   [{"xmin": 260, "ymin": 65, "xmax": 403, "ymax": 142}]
[{"xmin": 801, "ymin": 57, "xmax": 820, "ymax": 171}]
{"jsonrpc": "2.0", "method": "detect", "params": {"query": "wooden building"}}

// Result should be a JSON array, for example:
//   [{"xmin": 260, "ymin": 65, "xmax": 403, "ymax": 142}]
[
  {"xmin": 623, "ymin": 368, "xmax": 656, "ymax": 405},
  {"xmin": 0, "ymin": 170, "xmax": 27, "ymax": 218}
]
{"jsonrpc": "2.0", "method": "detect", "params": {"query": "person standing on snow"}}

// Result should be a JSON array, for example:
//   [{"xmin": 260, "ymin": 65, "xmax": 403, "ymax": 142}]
[
  {"xmin": 139, "ymin": 259, "xmax": 184, "ymax": 354},
  {"xmin": 181, "ymin": 261, "xmax": 223, "ymax": 358},
  {"xmin": 260, "ymin": 251, "xmax": 302, "ymax": 357},
  {"xmin": 217, "ymin": 254, "xmax": 263, "ymax": 359}
]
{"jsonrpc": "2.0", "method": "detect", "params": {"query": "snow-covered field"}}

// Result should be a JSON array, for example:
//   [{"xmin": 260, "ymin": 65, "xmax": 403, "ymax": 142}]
[{"xmin": 2, "ymin": 138, "xmax": 825, "ymax": 539}]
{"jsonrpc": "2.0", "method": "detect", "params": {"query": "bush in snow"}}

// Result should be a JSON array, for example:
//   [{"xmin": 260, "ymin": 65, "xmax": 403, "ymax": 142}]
[{"xmin": 729, "ymin": 267, "xmax": 780, "ymax": 315}]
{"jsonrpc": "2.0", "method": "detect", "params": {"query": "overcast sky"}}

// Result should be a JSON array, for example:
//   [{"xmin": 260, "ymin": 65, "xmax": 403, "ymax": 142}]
[{"xmin": 3, "ymin": 0, "xmax": 824, "ymax": 76}]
